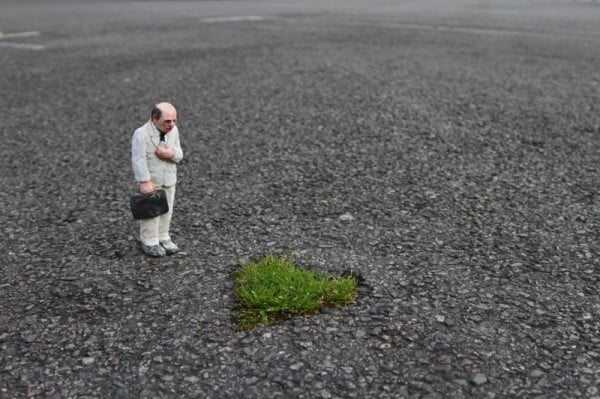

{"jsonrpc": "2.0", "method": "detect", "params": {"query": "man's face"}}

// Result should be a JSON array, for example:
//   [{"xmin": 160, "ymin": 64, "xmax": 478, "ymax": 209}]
[{"xmin": 153, "ymin": 108, "xmax": 177, "ymax": 134}]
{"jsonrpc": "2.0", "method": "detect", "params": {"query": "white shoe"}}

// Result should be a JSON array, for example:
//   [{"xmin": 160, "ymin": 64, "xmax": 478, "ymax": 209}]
[
  {"xmin": 141, "ymin": 243, "xmax": 166, "ymax": 258},
  {"xmin": 160, "ymin": 240, "xmax": 179, "ymax": 255}
]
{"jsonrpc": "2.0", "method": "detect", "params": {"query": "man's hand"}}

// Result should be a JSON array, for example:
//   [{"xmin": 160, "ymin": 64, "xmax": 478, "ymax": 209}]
[
  {"xmin": 155, "ymin": 145, "xmax": 175, "ymax": 161},
  {"xmin": 139, "ymin": 181, "xmax": 156, "ymax": 195}
]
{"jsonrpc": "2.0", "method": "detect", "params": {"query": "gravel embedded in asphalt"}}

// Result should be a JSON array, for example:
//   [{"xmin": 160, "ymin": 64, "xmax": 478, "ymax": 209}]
[{"xmin": 0, "ymin": 4, "xmax": 599, "ymax": 398}]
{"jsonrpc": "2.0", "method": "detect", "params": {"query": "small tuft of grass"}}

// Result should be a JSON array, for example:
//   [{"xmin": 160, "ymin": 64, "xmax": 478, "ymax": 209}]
[{"xmin": 233, "ymin": 255, "xmax": 357, "ymax": 329}]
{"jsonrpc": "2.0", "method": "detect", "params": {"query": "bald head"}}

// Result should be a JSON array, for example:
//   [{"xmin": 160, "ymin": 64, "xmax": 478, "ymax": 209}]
[
  {"xmin": 151, "ymin": 102, "xmax": 177, "ymax": 119},
  {"xmin": 151, "ymin": 102, "xmax": 177, "ymax": 134}
]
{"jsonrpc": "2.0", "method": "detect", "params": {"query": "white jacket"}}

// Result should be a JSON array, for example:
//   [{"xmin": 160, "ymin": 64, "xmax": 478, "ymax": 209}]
[{"xmin": 131, "ymin": 120, "xmax": 183, "ymax": 187}]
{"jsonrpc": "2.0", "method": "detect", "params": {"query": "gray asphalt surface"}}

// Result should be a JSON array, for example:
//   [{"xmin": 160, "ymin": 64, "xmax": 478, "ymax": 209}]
[{"xmin": 1, "ymin": 1, "xmax": 599, "ymax": 398}]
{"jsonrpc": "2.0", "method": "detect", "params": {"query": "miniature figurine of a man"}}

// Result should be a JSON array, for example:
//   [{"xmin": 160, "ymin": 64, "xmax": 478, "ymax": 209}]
[{"xmin": 131, "ymin": 102, "xmax": 183, "ymax": 257}]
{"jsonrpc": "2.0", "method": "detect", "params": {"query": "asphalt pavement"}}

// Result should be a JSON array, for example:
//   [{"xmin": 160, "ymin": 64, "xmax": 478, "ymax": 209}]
[{"xmin": 1, "ymin": 1, "xmax": 599, "ymax": 398}]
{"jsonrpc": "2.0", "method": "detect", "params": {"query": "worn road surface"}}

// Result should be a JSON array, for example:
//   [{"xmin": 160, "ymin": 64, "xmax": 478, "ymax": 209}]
[{"xmin": 1, "ymin": 0, "xmax": 599, "ymax": 398}]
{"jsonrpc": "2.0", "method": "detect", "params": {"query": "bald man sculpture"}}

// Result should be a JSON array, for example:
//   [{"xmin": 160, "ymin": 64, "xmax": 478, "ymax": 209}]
[{"xmin": 132, "ymin": 102, "xmax": 184, "ymax": 257}]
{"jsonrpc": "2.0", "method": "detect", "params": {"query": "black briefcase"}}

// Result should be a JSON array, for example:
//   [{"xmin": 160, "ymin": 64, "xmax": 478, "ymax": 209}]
[{"xmin": 130, "ymin": 190, "xmax": 169, "ymax": 220}]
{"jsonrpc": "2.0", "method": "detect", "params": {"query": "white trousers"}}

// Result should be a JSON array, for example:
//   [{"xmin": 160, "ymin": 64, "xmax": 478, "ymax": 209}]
[{"xmin": 139, "ymin": 185, "xmax": 175, "ymax": 246}]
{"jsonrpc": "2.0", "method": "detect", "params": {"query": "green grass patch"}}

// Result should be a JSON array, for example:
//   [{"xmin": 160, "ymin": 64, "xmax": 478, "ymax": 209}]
[{"xmin": 233, "ymin": 255, "xmax": 358, "ymax": 330}]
